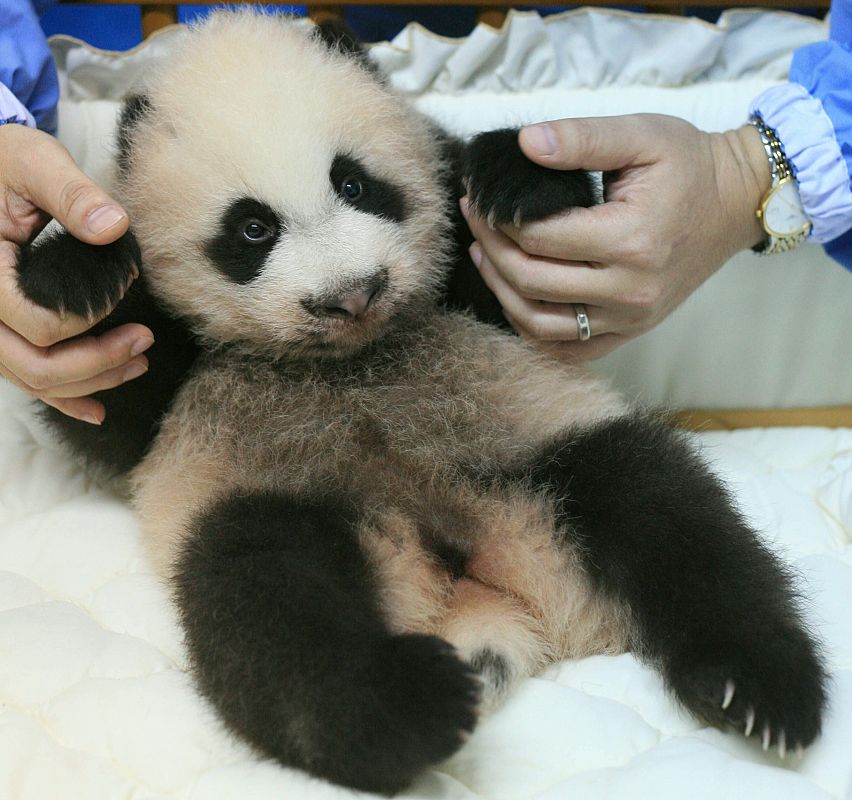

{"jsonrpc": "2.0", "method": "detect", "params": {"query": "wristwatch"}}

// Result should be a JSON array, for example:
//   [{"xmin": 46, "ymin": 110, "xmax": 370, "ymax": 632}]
[{"xmin": 748, "ymin": 114, "xmax": 811, "ymax": 256}]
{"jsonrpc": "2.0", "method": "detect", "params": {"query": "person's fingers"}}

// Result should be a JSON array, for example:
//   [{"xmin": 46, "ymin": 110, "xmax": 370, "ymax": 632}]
[
  {"xmin": 462, "ymin": 194, "xmax": 632, "ymax": 265},
  {"xmin": 0, "ymin": 319, "xmax": 154, "ymax": 392},
  {"xmin": 1, "ymin": 125, "xmax": 128, "ymax": 245},
  {"xmin": 41, "ymin": 395, "xmax": 106, "ymax": 425},
  {"xmin": 465, "ymin": 212, "xmax": 617, "ymax": 303},
  {"xmin": 518, "ymin": 114, "xmax": 665, "ymax": 172},
  {"xmin": 472, "ymin": 244, "xmax": 613, "ymax": 341},
  {"xmin": 40, "ymin": 355, "xmax": 148, "ymax": 399},
  {"xmin": 498, "ymin": 204, "xmax": 639, "ymax": 264}
]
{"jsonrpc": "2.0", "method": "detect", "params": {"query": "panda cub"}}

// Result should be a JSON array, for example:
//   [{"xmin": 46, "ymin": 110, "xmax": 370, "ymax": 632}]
[{"xmin": 16, "ymin": 12, "xmax": 826, "ymax": 796}]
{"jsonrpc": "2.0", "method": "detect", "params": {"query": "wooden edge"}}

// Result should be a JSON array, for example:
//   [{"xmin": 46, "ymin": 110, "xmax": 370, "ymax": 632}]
[
  {"xmin": 141, "ymin": 4, "xmax": 178, "ymax": 38},
  {"xmin": 671, "ymin": 406, "xmax": 852, "ymax": 431}
]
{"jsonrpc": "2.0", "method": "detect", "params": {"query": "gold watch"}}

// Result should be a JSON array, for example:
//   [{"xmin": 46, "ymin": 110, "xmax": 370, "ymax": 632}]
[{"xmin": 748, "ymin": 114, "xmax": 811, "ymax": 256}]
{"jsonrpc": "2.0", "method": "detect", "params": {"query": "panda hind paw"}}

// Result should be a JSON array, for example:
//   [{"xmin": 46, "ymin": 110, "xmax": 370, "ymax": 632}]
[
  {"xmin": 669, "ymin": 632, "xmax": 827, "ymax": 757},
  {"xmin": 337, "ymin": 634, "xmax": 479, "ymax": 795}
]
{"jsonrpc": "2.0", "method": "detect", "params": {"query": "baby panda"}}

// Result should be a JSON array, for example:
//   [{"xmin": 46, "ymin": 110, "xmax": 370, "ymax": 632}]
[{"xmin": 15, "ymin": 12, "xmax": 826, "ymax": 796}]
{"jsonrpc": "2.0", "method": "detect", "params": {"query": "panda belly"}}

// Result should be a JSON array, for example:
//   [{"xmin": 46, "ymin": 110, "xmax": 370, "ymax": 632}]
[
  {"xmin": 358, "ymin": 478, "xmax": 629, "ymax": 709},
  {"xmin": 132, "ymin": 331, "xmax": 629, "ymax": 710}
]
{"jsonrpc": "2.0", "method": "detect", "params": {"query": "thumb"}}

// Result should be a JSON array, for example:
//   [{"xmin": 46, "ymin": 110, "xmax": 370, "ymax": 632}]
[
  {"xmin": 519, "ymin": 115, "xmax": 655, "ymax": 172},
  {"xmin": 20, "ymin": 130, "xmax": 128, "ymax": 244}
]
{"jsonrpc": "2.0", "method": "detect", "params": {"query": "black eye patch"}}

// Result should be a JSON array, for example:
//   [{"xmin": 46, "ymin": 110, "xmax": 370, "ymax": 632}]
[
  {"xmin": 330, "ymin": 154, "xmax": 408, "ymax": 223},
  {"xmin": 204, "ymin": 197, "xmax": 283, "ymax": 284}
]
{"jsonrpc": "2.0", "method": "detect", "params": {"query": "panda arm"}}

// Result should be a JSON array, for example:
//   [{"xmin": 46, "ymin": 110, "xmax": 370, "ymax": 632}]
[
  {"xmin": 519, "ymin": 413, "xmax": 827, "ymax": 752},
  {"xmin": 439, "ymin": 127, "xmax": 597, "ymax": 327},
  {"xmin": 15, "ymin": 228, "xmax": 199, "ymax": 474}
]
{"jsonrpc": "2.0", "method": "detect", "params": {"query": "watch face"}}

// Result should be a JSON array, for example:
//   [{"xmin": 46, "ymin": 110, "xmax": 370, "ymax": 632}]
[{"xmin": 763, "ymin": 178, "xmax": 811, "ymax": 237}]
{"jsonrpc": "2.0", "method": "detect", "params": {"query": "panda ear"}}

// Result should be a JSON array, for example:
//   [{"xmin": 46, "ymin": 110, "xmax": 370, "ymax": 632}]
[
  {"xmin": 116, "ymin": 93, "xmax": 152, "ymax": 174},
  {"xmin": 314, "ymin": 19, "xmax": 381, "ymax": 78}
]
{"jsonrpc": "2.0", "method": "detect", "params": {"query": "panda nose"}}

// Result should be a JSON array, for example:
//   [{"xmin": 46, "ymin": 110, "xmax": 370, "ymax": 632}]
[
  {"xmin": 308, "ymin": 269, "xmax": 388, "ymax": 321},
  {"xmin": 321, "ymin": 287, "xmax": 378, "ymax": 320}
]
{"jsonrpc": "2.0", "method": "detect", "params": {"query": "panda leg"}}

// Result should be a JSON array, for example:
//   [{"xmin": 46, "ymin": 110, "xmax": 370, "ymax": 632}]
[
  {"xmin": 523, "ymin": 414, "xmax": 827, "ymax": 754},
  {"xmin": 173, "ymin": 490, "xmax": 479, "ymax": 795}
]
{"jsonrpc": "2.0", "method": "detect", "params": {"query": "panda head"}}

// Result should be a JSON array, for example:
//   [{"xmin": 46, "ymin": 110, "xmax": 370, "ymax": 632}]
[{"xmin": 117, "ymin": 12, "xmax": 451, "ymax": 358}]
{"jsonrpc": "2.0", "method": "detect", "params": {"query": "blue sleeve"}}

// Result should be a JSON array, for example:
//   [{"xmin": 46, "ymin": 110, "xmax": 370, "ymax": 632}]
[
  {"xmin": 0, "ymin": 0, "xmax": 58, "ymax": 134},
  {"xmin": 789, "ymin": 1, "xmax": 852, "ymax": 270}
]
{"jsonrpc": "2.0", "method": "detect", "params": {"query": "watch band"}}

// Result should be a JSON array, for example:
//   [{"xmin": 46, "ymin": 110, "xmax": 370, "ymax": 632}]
[{"xmin": 748, "ymin": 114, "xmax": 811, "ymax": 256}]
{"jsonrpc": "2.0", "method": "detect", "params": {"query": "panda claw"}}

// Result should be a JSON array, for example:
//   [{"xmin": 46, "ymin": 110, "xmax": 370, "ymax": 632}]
[
  {"xmin": 721, "ymin": 679, "xmax": 735, "ymax": 710},
  {"xmin": 777, "ymin": 730, "xmax": 786, "ymax": 759},
  {"xmin": 486, "ymin": 210, "xmax": 497, "ymax": 231},
  {"xmin": 762, "ymin": 725, "xmax": 771, "ymax": 752},
  {"xmin": 512, "ymin": 208, "xmax": 522, "ymax": 228},
  {"xmin": 744, "ymin": 707, "xmax": 755, "ymax": 737},
  {"xmin": 795, "ymin": 742, "xmax": 805, "ymax": 760}
]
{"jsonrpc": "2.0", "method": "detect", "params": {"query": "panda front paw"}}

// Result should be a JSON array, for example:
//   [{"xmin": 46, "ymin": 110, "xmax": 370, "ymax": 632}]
[
  {"xmin": 464, "ymin": 128, "xmax": 597, "ymax": 228},
  {"xmin": 16, "ymin": 229, "xmax": 141, "ymax": 322},
  {"xmin": 337, "ymin": 634, "xmax": 479, "ymax": 795},
  {"xmin": 669, "ymin": 625, "xmax": 827, "ymax": 757}
]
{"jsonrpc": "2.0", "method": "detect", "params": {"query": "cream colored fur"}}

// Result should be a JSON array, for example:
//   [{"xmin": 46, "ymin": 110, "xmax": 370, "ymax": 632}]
[
  {"xmin": 126, "ymin": 13, "xmax": 630, "ymax": 710},
  {"xmin": 120, "ymin": 12, "xmax": 450, "ymax": 356}
]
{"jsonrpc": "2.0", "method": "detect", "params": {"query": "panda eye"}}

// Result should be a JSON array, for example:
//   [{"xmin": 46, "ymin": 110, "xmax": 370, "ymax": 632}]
[
  {"xmin": 341, "ymin": 177, "xmax": 363, "ymax": 202},
  {"xmin": 240, "ymin": 218, "xmax": 274, "ymax": 243}
]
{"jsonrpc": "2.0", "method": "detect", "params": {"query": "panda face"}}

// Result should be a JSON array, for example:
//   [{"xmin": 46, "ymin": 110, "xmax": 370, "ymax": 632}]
[{"xmin": 118, "ymin": 12, "xmax": 450, "ymax": 358}]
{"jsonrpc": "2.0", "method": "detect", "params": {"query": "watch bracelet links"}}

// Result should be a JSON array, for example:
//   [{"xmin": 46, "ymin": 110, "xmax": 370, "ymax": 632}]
[{"xmin": 747, "ymin": 114, "xmax": 810, "ymax": 256}]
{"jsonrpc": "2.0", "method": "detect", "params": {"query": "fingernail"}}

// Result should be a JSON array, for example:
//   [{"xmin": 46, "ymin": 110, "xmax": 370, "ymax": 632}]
[
  {"xmin": 522, "ymin": 124, "xmax": 557, "ymax": 156},
  {"xmin": 130, "ymin": 336, "xmax": 154, "ymax": 358},
  {"xmin": 82, "ymin": 413, "xmax": 103, "ymax": 426},
  {"xmin": 123, "ymin": 360, "xmax": 148, "ymax": 382},
  {"xmin": 86, "ymin": 205, "xmax": 126, "ymax": 236},
  {"xmin": 469, "ymin": 242, "xmax": 482, "ymax": 268}
]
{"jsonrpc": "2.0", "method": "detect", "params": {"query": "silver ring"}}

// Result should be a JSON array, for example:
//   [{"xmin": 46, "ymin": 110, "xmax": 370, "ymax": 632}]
[{"xmin": 573, "ymin": 303, "xmax": 592, "ymax": 341}]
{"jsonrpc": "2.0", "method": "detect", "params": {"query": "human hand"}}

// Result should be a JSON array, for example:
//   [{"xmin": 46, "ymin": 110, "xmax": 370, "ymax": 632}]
[
  {"xmin": 461, "ymin": 113, "xmax": 771, "ymax": 360},
  {"xmin": 0, "ymin": 123, "xmax": 153, "ymax": 424}
]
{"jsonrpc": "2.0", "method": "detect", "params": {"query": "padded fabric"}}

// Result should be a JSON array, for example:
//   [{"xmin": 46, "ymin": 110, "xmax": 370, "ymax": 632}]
[{"xmin": 0, "ymin": 379, "xmax": 849, "ymax": 799}]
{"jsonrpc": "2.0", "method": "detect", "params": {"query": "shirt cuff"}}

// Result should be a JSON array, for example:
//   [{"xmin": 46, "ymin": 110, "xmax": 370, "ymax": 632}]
[
  {"xmin": 751, "ymin": 83, "xmax": 852, "ymax": 244},
  {"xmin": 0, "ymin": 83, "xmax": 37, "ymax": 128}
]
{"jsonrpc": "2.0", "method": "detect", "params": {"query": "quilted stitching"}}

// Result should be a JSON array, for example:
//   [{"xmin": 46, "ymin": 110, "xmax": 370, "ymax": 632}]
[{"xmin": 0, "ymin": 381, "xmax": 849, "ymax": 800}]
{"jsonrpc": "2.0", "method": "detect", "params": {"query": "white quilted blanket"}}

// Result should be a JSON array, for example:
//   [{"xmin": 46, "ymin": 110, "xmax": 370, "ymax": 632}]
[{"xmin": 0, "ymin": 377, "xmax": 850, "ymax": 800}]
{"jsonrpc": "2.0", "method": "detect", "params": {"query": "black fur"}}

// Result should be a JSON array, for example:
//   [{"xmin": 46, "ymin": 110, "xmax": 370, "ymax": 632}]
[
  {"xmin": 439, "ymin": 127, "xmax": 597, "ymax": 326},
  {"xmin": 204, "ymin": 197, "xmax": 283, "ymax": 284},
  {"xmin": 116, "ymin": 93, "xmax": 151, "ymax": 174},
  {"xmin": 40, "ymin": 275, "xmax": 198, "ymax": 473},
  {"xmin": 314, "ymin": 18, "xmax": 380, "ymax": 77},
  {"xmin": 470, "ymin": 649, "xmax": 510, "ymax": 693},
  {"xmin": 436, "ymin": 129, "xmax": 508, "ymax": 328},
  {"xmin": 464, "ymin": 127, "xmax": 597, "ymax": 226},
  {"xmin": 330, "ymin": 153, "xmax": 408, "ymax": 223},
  {"xmin": 16, "ymin": 229, "xmax": 141, "ymax": 321},
  {"xmin": 174, "ymin": 492, "xmax": 479, "ymax": 795},
  {"xmin": 519, "ymin": 414, "xmax": 827, "ymax": 749},
  {"xmin": 13, "ymin": 218, "xmax": 198, "ymax": 472}
]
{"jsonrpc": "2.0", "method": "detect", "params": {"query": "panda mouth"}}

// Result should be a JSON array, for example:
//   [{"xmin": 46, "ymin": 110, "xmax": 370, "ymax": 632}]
[{"xmin": 298, "ymin": 302, "xmax": 392, "ymax": 357}]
